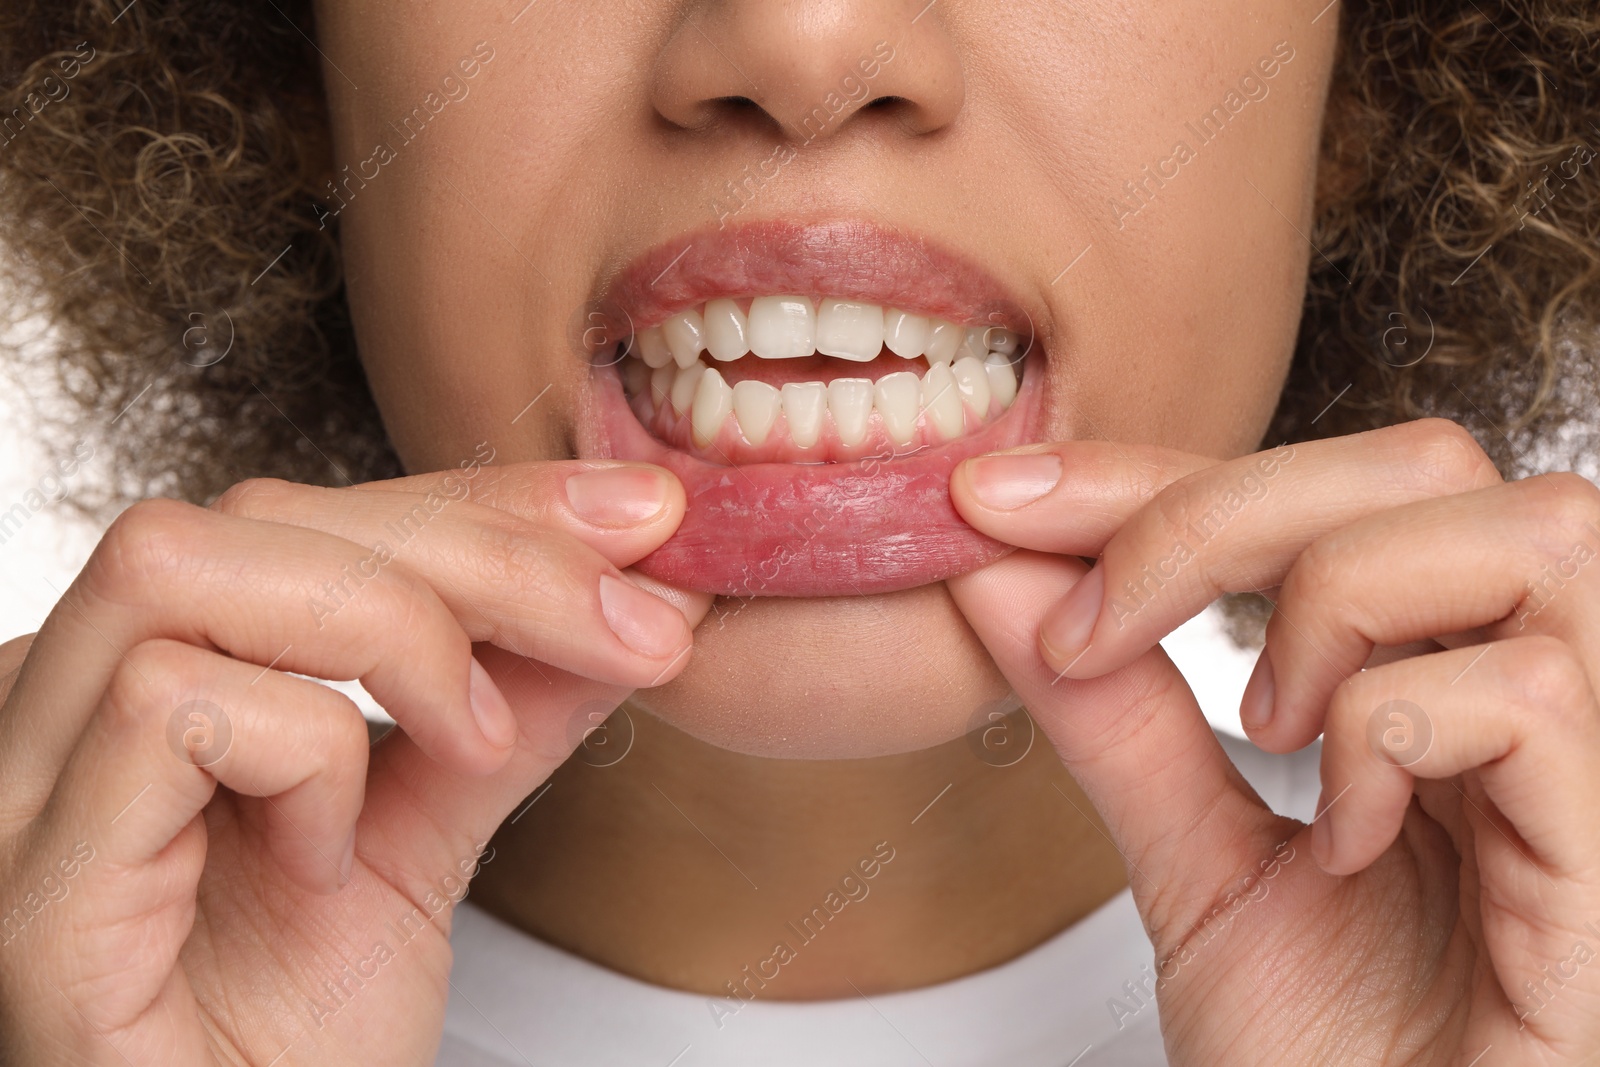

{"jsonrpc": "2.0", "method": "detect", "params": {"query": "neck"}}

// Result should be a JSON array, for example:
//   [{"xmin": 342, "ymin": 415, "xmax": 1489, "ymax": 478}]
[{"xmin": 469, "ymin": 705, "xmax": 1128, "ymax": 999}]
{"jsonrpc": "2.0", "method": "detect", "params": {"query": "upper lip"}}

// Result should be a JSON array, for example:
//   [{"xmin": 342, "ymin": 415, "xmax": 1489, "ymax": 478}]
[{"xmin": 593, "ymin": 219, "xmax": 1038, "ymax": 347}]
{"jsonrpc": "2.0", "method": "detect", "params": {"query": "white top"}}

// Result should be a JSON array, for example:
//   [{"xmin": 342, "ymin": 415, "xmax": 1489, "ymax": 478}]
[{"xmin": 438, "ymin": 734, "xmax": 1320, "ymax": 1067}]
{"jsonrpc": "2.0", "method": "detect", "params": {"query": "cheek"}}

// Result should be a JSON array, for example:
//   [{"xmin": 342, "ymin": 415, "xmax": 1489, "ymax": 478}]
[{"xmin": 632, "ymin": 583, "xmax": 1010, "ymax": 758}]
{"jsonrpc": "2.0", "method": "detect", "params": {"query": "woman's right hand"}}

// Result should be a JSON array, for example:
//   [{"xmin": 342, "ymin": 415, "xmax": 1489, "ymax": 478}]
[{"xmin": 0, "ymin": 457, "xmax": 708, "ymax": 1066}]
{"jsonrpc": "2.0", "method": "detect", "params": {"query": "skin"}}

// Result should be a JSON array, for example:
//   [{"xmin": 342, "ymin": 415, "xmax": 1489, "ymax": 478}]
[{"xmin": 1, "ymin": 1, "xmax": 1598, "ymax": 1065}]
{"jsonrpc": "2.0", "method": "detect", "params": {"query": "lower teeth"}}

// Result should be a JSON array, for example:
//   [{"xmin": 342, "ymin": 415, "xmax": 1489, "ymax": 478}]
[{"xmin": 617, "ymin": 346, "xmax": 1022, "ymax": 453}]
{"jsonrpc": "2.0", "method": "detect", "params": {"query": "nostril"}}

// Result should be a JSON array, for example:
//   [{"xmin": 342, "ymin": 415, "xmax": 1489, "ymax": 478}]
[{"xmin": 867, "ymin": 96, "xmax": 908, "ymax": 110}]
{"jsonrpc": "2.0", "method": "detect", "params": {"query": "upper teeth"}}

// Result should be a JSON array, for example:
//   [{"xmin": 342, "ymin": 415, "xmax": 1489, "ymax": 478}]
[
  {"xmin": 621, "ymin": 296, "xmax": 1025, "ymax": 452},
  {"xmin": 633, "ymin": 296, "xmax": 1020, "ymax": 367}
]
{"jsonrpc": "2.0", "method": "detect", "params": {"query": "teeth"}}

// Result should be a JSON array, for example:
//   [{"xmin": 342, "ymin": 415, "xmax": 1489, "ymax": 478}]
[
  {"xmin": 670, "ymin": 361, "xmax": 705, "ymax": 415},
  {"xmin": 781, "ymin": 381, "xmax": 826, "ymax": 448},
  {"xmin": 634, "ymin": 299, "xmax": 1007, "ymax": 370},
  {"xmin": 985, "ymin": 353, "xmax": 1018, "ymax": 408},
  {"xmin": 691, "ymin": 367, "xmax": 733, "ymax": 446},
  {"xmin": 828, "ymin": 378, "xmax": 873, "ymax": 447},
  {"xmin": 703, "ymin": 298, "xmax": 748, "ymax": 362},
  {"xmin": 748, "ymin": 295, "xmax": 816, "ymax": 359},
  {"xmin": 874, "ymin": 371, "xmax": 921, "ymax": 445},
  {"xmin": 884, "ymin": 309, "xmax": 931, "ymax": 359},
  {"xmin": 731, "ymin": 379, "xmax": 780, "ymax": 446},
  {"xmin": 984, "ymin": 327, "xmax": 1019, "ymax": 356},
  {"xmin": 920, "ymin": 362, "xmax": 965, "ymax": 441},
  {"xmin": 951, "ymin": 356, "xmax": 991, "ymax": 419},
  {"xmin": 637, "ymin": 327, "xmax": 674, "ymax": 369},
  {"xmin": 663, "ymin": 308, "xmax": 706, "ymax": 368},
  {"xmin": 924, "ymin": 320, "xmax": 962, "ymax": 365},
  {"xmin": 958, "ymin": 327, "xmax": 990, "ymax": 361},
  {"xmin": 816, "ymin": 299, "xmax": 885, "ymax": 362},
  {"xmin": 631, "ymin": 301, "xmax": 1027, "ymax": 452}
]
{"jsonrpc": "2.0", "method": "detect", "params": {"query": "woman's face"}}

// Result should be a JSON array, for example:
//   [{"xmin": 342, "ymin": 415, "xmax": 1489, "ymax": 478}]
[{"xmin": 311, "ymin": 0, "xmax": 1338, "ymax": 758}]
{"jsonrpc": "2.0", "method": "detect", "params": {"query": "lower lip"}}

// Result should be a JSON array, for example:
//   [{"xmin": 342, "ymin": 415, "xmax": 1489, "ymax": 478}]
[{"xmin": 577, "ymin": 358, "xmax": 1041, "ymax": 597}]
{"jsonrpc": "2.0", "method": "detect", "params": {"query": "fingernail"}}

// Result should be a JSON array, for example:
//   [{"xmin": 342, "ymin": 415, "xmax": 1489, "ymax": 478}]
[
  {"xmin": 599, "ymin": 573, "xmax": 687, "ymax": 658},
  {"xmin": 1040, "ymin": 564, "xmax": 1104, "ymax": 668},
  {"xmin": 1311, "ymin": 793, "xmax": 1335, "ymax": 869},
  {"xmin": 468, "ymin": 656, "xmax": 519, "ymax": 749},
  {"xmin": 1239, "ymin": 652, "xmax": 1275, "ymax": 730},
  {"xmin": 964, "ymin": 453, "xmax": 1062, "ymax": 510},
  {"xmin": 338, "ymin": 828, "xmax": 357, "ymax": 887},
  {"xmin": 566, "ymin": 467, "xmax": 671, "ymax": 527}
]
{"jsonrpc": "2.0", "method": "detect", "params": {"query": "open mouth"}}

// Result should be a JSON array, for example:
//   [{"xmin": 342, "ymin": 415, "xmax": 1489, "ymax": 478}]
[
  {"xmin": 617, "ymin": 299, "xmax": 1024, "ymax": 464},
  {"xmin": 576, "ymin": 221, "xmax": 1043, "ymax": 598}
]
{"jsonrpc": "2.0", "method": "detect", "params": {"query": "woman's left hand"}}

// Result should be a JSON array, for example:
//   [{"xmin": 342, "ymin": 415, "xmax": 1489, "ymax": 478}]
[{"xmin": 945, "ymin": 417, "xmax": 1600, "ymax": 1064}]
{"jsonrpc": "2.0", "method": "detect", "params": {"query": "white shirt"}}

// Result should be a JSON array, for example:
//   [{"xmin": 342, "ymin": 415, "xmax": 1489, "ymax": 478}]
[{"xmin": 438, "ymin": 734, "xmax": 1320, "ymax": 1067}]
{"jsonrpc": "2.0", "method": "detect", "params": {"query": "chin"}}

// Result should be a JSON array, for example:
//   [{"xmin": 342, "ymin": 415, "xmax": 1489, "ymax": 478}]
[{"xmin": 629, "ymin": 581, "xmax": 1015, "ymax": 759}]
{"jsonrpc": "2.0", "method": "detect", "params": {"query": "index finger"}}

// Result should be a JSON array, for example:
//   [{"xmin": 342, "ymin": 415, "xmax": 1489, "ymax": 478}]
[
  {"xmin": 951, "ymin": 439, "xmax": 1217, "ymax": 555},
  {"xmin": 354, "ymin": 456, "xmax": 685, "ymax": 544}
]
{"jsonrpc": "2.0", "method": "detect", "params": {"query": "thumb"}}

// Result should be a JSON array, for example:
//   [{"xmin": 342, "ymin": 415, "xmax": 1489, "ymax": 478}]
[
  {"xmin": 351, "ymin": 570, "xmax": 712, "ymax": 903},
  {"xmin": 946, "ymin": 551, "xmax": 1291, "ymax": 947}
]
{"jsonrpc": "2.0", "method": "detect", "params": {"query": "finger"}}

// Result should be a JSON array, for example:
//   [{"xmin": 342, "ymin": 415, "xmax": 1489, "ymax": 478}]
[
  {"xmin": 353, "ymin": 571, "xmax": 713, "ymax": 902},
  {"xmin": 0, "ymin": 501, "xmax": 507, "ymax": 802},
  {"xmin": 954, "ymin": 419, "xmax": 1501, "ymax": 679},
  {"xmin": 1325, "ymin": 636, "xmax": 1600, "ymax": 1048},
  {"xmin": 1318, "ymin": 634, "xmax": 1600, "ymax": 886},
  {"xmin": 212, "ymin": 476, "xmax": 696, "ymax": 683},
  {"xmin": 946, "ymin": 551, "xmax": 1291, "ymax": 952},
  {"xmin": 221, "ymin": 459, "xmax": 685, "ymax": 569},
  {"xmin": 1253, "ymin": 472, "xmax": 1600, "ymax": 751},
  {"xmin": 41, "ymin": 639, "xmax": 371, "ymax": 896},
  {"xmin": 0, "ymin": 633, "xmax": 33, "ymax": 704},
  {"xmin": 952, "ymin": 440, "xmax": 1216, "ymax": 553}
]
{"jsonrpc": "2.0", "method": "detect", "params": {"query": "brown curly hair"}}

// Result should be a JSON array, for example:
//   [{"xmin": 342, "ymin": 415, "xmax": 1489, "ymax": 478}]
[{"xmin": 1, "ymin": 0, "xmax": 1597, "ymax": 520}]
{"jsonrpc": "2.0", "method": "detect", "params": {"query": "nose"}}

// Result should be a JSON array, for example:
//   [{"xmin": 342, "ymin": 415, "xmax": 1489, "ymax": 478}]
[{"xmin": 651, "ymin": 1, "xmax": 965, "ymax": 142}]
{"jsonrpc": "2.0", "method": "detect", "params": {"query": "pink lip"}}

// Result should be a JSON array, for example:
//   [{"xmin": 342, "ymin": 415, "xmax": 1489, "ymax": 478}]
[{"xmin": 573, "ymin": 220, "xmax": 1044, "ymax": 597}]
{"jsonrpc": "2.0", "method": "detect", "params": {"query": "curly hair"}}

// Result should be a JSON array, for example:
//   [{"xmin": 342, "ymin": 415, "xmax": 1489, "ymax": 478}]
[
  {"xmin": 1, "ymin": 1, "xmax": 1597, "ymax": 530},
  {"xmin": 0, "ymin": 0, "xmax": 395, "ymax": 509}
]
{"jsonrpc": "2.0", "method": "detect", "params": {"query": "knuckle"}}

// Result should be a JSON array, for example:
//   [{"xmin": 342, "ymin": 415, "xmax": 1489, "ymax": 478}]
[
  {"xmin": 475, "ymin": 522, "xmax": 588, "ymax": 606},
  {"xmin": 372, "ymin": 567, "xmax": 471, "ymax": 666},
  {"xmin": 1506, "ymin": 635, "xmax": 1591, "ymax": 722},
  {"xmin": 1516, "ymin": 472, "xmax": 1600, "ymax": 550},
  {"xmin": 86, "ymin": 499, "xmax": 207, "ymax": 602},
  {"xmin": 1282, "ymin": 534, "xmax": 1345, "ymax": 608},
  {"xmin": 211, "ymin": 477, "xmax": 297, "ymax": 518},
  {"xmin": 1148, "ymin": 476, "xmax": 1212, "ymax": 544},
  {"xmin": 1398, "ymin": 418, "xmax": 1500, "ymax": 492},
  {"xmin": 1139, "ymin": 481, "xmax": 1224, "ymax": 595},
  {"xmin": 102, "ymin": 639, "xmax": 206, "ymax": 736}
]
